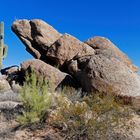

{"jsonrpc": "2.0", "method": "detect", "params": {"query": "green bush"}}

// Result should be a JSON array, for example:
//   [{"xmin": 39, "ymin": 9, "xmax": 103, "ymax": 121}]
[
  {"xmin": 16, "ymin": 71, "xmax": 135, "ymax": 139},
  {"xmin": 49, "ymin": 90, "xmax": 135, "ymax": 140},
  {"xmin": 17, "ymin": 71, "xmax": 52, "ymax": 126}
]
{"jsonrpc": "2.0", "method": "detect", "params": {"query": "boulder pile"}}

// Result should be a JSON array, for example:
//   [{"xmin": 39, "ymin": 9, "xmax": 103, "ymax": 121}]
[{"xmin": 1, "ymin": 19, "xmax": 140, "ymax": 107}]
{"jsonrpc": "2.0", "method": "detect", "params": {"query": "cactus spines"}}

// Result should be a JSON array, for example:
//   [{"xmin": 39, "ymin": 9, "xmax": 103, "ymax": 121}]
[{"xmin": 0, "ymin": 22, "xmax": 8, "ymax": 69}]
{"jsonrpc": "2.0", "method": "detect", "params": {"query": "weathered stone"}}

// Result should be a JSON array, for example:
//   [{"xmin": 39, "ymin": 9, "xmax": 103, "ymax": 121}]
[
  {"xmin": 68, "ymin": 54, "xmax": 140, "ymax": 98},
  {"xmin": 11, "ymin": 81, "xmax": 22, "ymax": 93},
  {"xmin": 47, "ymin": 33, "xmax": 95, "ymax": 66},
  {"xmin": 0, "ymin": 101, "xmax": 21, "ymax": 110},
  {"xmin": 132, "ymin": 96, "xmax": 140, "ymax": 110},
  {"xmin": 1, "ymin": 66, "xmax": 19, "ymax": 75},
  {"xmin": 0, "ymin": 90, "xmax": 19, "ymax": 102},
  {"xmin": 0, "ymin": 76, "xmax": 11, "ymax": 92},
  {"xmin": 1, "ymin": 66, "xmax": 23, "ymax": 89},
  {"xmin": 12, "ymin": 19, "xmax": 61, "ymax": 60},
  {"xmin": 85, "ymin": 36, "xmax": 138, "ymax": 72},
  {"xmin": 21, "ymin": 59, "xmax": 76, "ymax": 90}
]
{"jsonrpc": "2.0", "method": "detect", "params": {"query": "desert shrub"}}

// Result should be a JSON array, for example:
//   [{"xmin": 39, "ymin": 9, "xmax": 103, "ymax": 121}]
[
  {"xmin": 49, "ymin": 90, "xmax": 135, "ymax": 140},
  {"xmin": 16, "ymin": 71, "xmax": 135, "ymax": 139},
  {"xmin": 17, "ymin": 71, "xmax": 52, "ymax": 126}
]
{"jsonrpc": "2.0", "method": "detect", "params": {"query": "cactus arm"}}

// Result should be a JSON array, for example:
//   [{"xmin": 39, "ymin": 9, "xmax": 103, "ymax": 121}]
[
  {"xmin": 0, "ymin": 22, "xmax": 4, "ymax": 69},
  {"xmin": 3, "ymin": 44, "xmax": 8, "ymax": 59},
  {"xmin": 0, "ymin": 22, "xmax": 8, "ymax": 69}
]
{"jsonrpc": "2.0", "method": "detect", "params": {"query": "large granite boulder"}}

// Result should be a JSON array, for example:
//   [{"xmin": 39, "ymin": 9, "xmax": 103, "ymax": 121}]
[
  {"xmin": 47, "ymin": 33, "xmax": 95, "ymax": 67},
  {"xmin": 12, "ymin": 19, "xmax": 61, "ymax": 62},
  {"xmin": 68, "ymin": 54, "xmax": 140, "ymax": 99},
  {"xmin": 12, "ymin": 20, "xmax": 95, "ymax": 68},
  {"xmin": 85, "ymin": 36, "xmax": 138, "ymax": 72},
  {"xmin": 21, "ymin": 59, "xmax": 76, "ymax": 90}
]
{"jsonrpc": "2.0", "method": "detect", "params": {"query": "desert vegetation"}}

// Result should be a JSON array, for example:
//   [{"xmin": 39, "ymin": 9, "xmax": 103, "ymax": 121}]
[
  {"xmin": 17, "ymin": 71, "xmax": 52, "ymax": 125},
  {"xmin": 17, "ymin": 71, "xmax": 135, "ymax": 140}
]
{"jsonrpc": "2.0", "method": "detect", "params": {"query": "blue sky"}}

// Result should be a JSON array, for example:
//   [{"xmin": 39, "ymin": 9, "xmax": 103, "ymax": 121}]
[{"xmin": 0, "ymin": 0, "xmax": 140, "ymax": 71}]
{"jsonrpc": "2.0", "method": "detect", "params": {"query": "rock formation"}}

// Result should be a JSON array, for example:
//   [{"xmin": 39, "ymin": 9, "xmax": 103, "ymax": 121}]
[
  {"xmin": 68, "ymin": 55, "xmax": 140, "ymax": 97},
  {"xmin": 9, "ymin": 19, "xmax": 140, "ymax": 106},
  {"xmin": 46, "ymin": 33, "xmax": 95, "ymax": 67},
  {"xmin": 85, "ymin": 36, "xmax": 138, "ymax": 72},
  {"xmin": 0, "ymin": 19, "xmax": 140, "ymax": 140},
  {"xmin": 12, "ymin": 19, "xmax": 61, "ymax": 64},
  {"xmin": 21, "ymin": 59, "xmax": 77, "ymax": 90}
]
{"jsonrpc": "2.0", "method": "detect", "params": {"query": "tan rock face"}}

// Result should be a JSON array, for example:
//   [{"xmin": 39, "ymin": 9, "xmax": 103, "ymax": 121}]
[
  {"xmin": 21, "ymin": 59, "xmax": 75, "ymax": 90},
  {"xmin": 68, "ymin": 54, "xmax": 140, "ymax": 98},
  {"xmin": 12, "ymin": 19, "xmax": 61, "ymax": 60},
  {"xmin": 0, "ymin": 76, "xmax": 11, "ymax": 92},
  {"xmin": 85, "ymin": 36, "xmax": 138, "ymax": 72},
  {"xmin": 47, "ymin": 33, "xmax": 95, "ymax": 66},
  {"xmin": 30, "ymin": 19, "xmax": 61, "ymax": 48}
]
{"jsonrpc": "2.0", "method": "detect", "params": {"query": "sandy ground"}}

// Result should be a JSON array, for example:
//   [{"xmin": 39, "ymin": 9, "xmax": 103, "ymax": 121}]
[{"xmin": 0, "ymin": 111, "xmax": 140, "ymax": 140}]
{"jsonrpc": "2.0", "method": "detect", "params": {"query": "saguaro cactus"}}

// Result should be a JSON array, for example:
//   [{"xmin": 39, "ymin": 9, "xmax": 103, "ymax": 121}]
[{"xmin": 0, "ymin": 22, "xmax": 8, "ymax": 69}]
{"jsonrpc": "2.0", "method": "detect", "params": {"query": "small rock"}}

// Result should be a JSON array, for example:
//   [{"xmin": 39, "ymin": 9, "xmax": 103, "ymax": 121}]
[
  {"xmin": 0, "ymin": 101, "xmax": 22, "ymax": 110},
  {"xmin": 1, "ymin": 65, "xmax": 19, "ymax": 75},
  {"xmin": 0, "ymin": 76, "xmax": 11, "ymax": 92}
]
